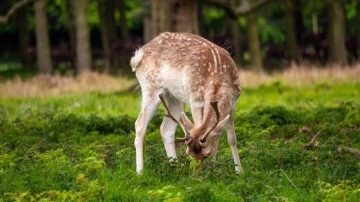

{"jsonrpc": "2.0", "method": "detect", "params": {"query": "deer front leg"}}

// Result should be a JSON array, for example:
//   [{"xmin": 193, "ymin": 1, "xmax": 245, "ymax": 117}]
[
  {"xmin": 226, "ymin": 112, "xmax": 243, "ymax": 174},
  {"xmin": 160, "ymin": 95, "xmax": 182, "ymax": 161},
  {"xmin": 191, "ymin": 106, "xmax": 203, "ymax": 126},
  {"xmin": 134, "ymin": 95, "xmax": 160, "ymax": 174}
]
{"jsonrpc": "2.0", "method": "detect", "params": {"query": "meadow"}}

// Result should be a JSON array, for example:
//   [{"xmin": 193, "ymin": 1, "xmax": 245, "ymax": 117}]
[{"xmin": 0, "ymin": 66, "xmax": 360, "ymax": 201}]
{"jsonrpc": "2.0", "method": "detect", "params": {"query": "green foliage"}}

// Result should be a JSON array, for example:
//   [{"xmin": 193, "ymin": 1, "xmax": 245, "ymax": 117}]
[
  {"xmin": 319, "ymin": 181, "xmax": 360, "ymax": 201},
  {"xmin": 0, "ymin": 80, "xmax": 360, "ymax": 201},
  {"xmin": 0, "ymin": 108, "xmax": 136, "ymax": 150},
  {"xmin": 148, "ymin": 185, "xmax": 184, "ymax": 202},
  {"xmin": 258, "ymin": 17, "xmax": 285, "ymax": 43},
  {"xmin": 202, "ymin": 5, "xmax": 226, "ymax": 36}
]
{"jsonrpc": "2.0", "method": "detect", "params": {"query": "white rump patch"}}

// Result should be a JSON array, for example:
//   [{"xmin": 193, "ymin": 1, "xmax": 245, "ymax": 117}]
[{"xmin": 130, "ymin": 48, "xmax": 145, "ymax": 72}]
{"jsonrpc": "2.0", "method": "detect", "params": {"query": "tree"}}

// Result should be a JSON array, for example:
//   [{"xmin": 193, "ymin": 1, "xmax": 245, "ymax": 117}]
[
  {"xmin": 199, "ymin": 0, "xmax": 273, "ymax": 69},
  {"xmin": 118, "ymin": 0, "xmax": 129, "ymax": 41},
  {"xmin": 327, "ymin": 0, "xmax": 347, "ymax": 65},
  {"xmin": 97, "ymin": 0, "xmax": 117, "ymax": 73},
  {"xmin": 356, "ymin": 0, "xmax": 360, "ymax": 60},
  {"xmin": 16, "ymin": 4, "xmax": 32, "ymax": 66},
  {"xmin": 0, "ymin": 0, "xmax": 40, "ymax": 24},
  {"xmin": 246, "ymin": 0, "xmax": 263, "ymax": 70},
  {"xmin": 199, "ymin": 0, "xmax": 273, "ymax": 19},
  {"xmin": 65, "ymin": 0, "xmax": 76, "ymax": 55},
  {"xmin": 171, "ymin": 0, "xmax": 199, "ymax": 34},
  {"xmin": 143, "ymin": 0, "xmax": 152, "ymax": 42},
  {"xmin": 74, "ymin": 0, "xmax": 92, "ymax": 73},
  {"xmin": 151, "ymin": 0, "xmax": 169, "ymax": 37},
  {"xmin": 230, "ymin": 16, "xmax": 242, "ymax": 64},
  {"xmin": 284, "ymin": 0, "xmax": 300, "ymax": 63},
  {"xmin": 34, "ymin": 0, "xmax": 53, "ymax": 74},
  {"xmin": 151, "ymin": 0, "xmax": 199, "ymax": 37}
]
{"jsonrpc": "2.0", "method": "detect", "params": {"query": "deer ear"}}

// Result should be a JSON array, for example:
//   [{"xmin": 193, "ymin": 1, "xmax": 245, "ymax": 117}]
[{"xmin": 181, "ymin": 112, "xmax": 194, "ymax": 131}]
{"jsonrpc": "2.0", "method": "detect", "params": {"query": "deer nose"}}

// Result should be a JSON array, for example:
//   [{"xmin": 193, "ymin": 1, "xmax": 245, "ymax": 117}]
[{"xmin": 205, "ymin": 151, "xmax": 211, "ymax": 157}]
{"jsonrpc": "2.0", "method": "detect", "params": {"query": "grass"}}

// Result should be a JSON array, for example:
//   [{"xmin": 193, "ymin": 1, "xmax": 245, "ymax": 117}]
[{"xmin": 0, "ymin": 66, "xmax": 360, "ymax": 201}]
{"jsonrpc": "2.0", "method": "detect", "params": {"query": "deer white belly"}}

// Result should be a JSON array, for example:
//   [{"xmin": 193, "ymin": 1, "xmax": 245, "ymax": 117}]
[{"xmin": 160, "ymin": 63, "xmax": 190, "ymax": 103}]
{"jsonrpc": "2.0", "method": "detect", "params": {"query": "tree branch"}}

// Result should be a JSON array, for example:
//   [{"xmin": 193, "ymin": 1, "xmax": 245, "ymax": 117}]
[
  {"xmin": 199, "ymin": 0, "xmax": 275, "ymax": 20},
  {"xmin": 0, "ymin": 0, "xmax": 40, "ymax": 24},
  {"xmin": 236, "ymin": 0, "xmax": 274, "ymax": 16},
  {"xmin": 303, "ymin": 130, "xmax": 321, "ymax": 150},
  {"xmin": 339, "ymin": 146, "xmax": 360, "ymax": 159},
  {"xmin": 198, "ymin": 0, "xmax": 237, "ymax": 19}
]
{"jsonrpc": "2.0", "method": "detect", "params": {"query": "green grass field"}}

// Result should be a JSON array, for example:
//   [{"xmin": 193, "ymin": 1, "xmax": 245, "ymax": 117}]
[{"xmin": 0, "ymin": 68, "xmax": 360, "ymax": 201}]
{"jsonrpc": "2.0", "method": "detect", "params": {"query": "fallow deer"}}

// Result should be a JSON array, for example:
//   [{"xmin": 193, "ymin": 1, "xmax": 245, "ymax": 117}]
[{"xmin": 130, "ymin": 32, "xmax": 243, "ymax": 174}]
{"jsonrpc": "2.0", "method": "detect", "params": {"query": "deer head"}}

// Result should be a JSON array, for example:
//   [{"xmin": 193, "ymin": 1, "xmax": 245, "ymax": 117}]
[{"xmin": 160, "ymin": 94, "xmax": 229, "ymax": 161}]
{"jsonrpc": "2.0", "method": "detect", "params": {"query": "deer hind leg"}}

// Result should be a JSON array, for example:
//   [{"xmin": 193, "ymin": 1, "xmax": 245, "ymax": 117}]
[
  {"xmin": 134, "ymin": 89, "xmax": 161, "ymax": 174},
  {"xmin": 160, "ymin": 94, "xmax": 182, "ymax": 161},
  {"xmin": 226, "ymin": 111, "xmax": 243, "ymax": 174}
]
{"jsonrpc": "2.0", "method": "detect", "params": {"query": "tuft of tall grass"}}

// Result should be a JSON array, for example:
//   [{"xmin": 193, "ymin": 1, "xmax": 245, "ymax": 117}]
[
  {"xmin": 1, "ymin": 65, "xmax": 360, "ymax": 98},
  {"xmin": 0, "ymin": 71, "xmax": 135, "ymax": 98},
  {"xmin": 239, "ymin": 64, "xmax": 360, "ymax": 87}
]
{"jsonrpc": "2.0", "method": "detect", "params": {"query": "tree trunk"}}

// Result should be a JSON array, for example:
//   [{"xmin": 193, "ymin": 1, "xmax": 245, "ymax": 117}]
[
  {"xmin": 108, "ymin": 0, "xmax": 117, "ymax": 44},
  {"xmin": 284, "ymin": 0, "xmax": 300, "ymax": 63},
  {"xmin": 151, "ymin": 0, "xmax": 199, "ymax": 37},
  {"xmin": 34, "ymin": 0, "xmax": 52, "ymax": 74},
  {"xmin": 118, "ymin": 0, "xmax": 129, "ymax": 40},
  {"xmin": 228, "ymin": 0, "xmax": 241, "ymax": 64},
  {"xmin": 356, "ymin": 0, "xmax": 360, "ymax": 61},
  {"xmin": 231, "ymin": 19, "xmax": 242, "ymax": 64},
  {"xmin": 98, "ymin": 0, "xmax": 117, "ymax": 73},
  {"xmin": 74, "ymin": 0, "xmax": 92, "ymax": 73},
  {"xmin": 143, "ymin": 0, "xmax": 152, "ymax": 42},
  {"xmin": 16, "ymin": 5, "xmax": 32, "ymax": 67},
  {"xmin": 171, "ymin": 0, "xmax": 199, "ymax": 34},
  {"xmin": 327, "ymin": 0, "xmax": 347, "ymax": 66},
  {"xmin": 246, "ymin": 0, "xmax": 263, "ymax": 70},
  {"xmin": 151, "ymin": 0, "xmax": 170, "ymax": 37},
  {"xmin": 98, "ymin": 0, "xmax": 111, "ymax": 73},
  {"xmin": 294, "ymin": 0, "xmax": 305, "ymax": 42},
  {"xmin": 65, "ymin": 0, "xmax": 76, "ymax": 55}
]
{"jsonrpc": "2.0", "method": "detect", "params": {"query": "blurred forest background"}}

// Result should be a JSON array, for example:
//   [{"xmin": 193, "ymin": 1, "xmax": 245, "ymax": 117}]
[{"xmin": 0, "ymin": 0, "xmax": 360, "ymax": 76}]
